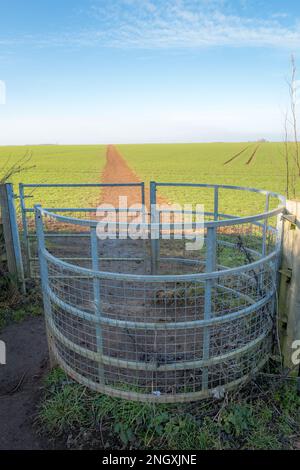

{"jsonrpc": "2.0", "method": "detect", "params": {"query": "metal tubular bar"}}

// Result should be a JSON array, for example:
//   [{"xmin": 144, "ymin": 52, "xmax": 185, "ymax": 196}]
[
  {"xmin": 214, "ymin": 186, "xmax": 219, "ymax": 222},
  {"xmin": 150, "ymin": 181, "xmax": 160, "ymax": 274},
  {"xmin": 43, "ymin": 244, "xmax": 278, "ymax": 282},
  {"xmin": 47, "ymin": 285, "xmax": 274, "ymax": 330},
  {"xmin": 39, "ymin": 205, "xmax": 285, "ymax": 229},
  {"xmin": 25, "ymin": 207, "xmax": 146, "ymax": 213},
  {"xmin": 19, "ymin": 183, "xmax": 31, "ymax": 278},
  {"xmin": 30, "ymin": 256, "xmax": 143, "ymax": 263},
  {"xmin": 22, "ymin": 183, "xmax": 143, "ymax": 188},
  {"xmin": 140, "ymin": 182, "xmax": 148, "ymax": 271},
  {"xmin": 154, "ymin": 182, "xmax": 286, "ymax": 203},
  {"xmin": 35, "ymin": 205, "xmax": 56, "ymax": 366},
  {"xmin": 202, "ymin": 226, "xmax": 216, "ymax": 390},
  {"xmin": 262, "ymin": 192, "xmax": 270, "ymax": 257},
  {"xmin": 90, "ymin": 227, "xmax": 104, "ymax": 382}
]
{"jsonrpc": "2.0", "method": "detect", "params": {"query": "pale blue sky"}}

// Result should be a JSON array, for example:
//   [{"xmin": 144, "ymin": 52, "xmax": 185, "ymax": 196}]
[{"xmin": 0, "ymin": 0, "xmax": 299, "ymax": 145}]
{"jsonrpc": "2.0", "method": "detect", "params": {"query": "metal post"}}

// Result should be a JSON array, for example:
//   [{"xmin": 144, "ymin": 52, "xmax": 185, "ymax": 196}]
[
  {"xmin": 19, "ymin": 183, "xmax": 31, "ymax": 278},
  {"xmin": 202, "ymin": 226, "xmax": 216, "ymax": 390},
  {"xmin": 0, "ymin": 183, "xmax": 25, "ymax": 293},
  {"xmin": 150, "ymin": 181, "xmax": 160, "ymax": 275},
  {"xmin": 262, "ymin": 192, "xmax": 270, "ymax": 257},
  {"xmin": 140, "ymin": 182, "xmax": 147, "ymax": 272},
  {"xmin": 35, "ymin": 205, "xmax": 57, "ymax": 367},
  {"xmin": 258, "ymin": 193, "xmax": 271, "ymax": 295},
  {"xmin": 214, "ymin": 186, "xmax": 219, "ymax": 222},
  {"xmin": 90, "ymin": 227, "xmax": 104, "ymax": 382}
]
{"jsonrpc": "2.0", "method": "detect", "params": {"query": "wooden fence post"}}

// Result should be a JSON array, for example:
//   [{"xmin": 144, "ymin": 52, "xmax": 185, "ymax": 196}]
[
  {"xmin": 278, "ymin": 200, "xmax": 300, "ymax": 374},
  {"xmin": 0, "ymin": 183, "xmax": 25, "ymax": 293}
]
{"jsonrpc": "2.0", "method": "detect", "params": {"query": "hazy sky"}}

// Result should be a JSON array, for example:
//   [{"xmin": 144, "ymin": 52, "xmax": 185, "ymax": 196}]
[{"xmin": 0, "ymin": 0, "xmax": 299, "ymax": 145}]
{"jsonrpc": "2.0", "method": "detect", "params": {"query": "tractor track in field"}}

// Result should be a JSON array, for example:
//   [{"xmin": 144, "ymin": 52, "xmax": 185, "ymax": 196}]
[
  {"xmin": 223, "ymin": 145, "xmax": 251, "ymax": 165},
  {"xmin": 100, "ymin": 145, "xmax": 168, "ymax": 208},
  {"xmin": 246, "ymin": 144, "xmax": 260, "ymax": 165}
]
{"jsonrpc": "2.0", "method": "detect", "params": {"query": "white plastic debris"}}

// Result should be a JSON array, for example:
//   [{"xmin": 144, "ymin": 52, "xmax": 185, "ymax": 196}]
[{"xmin": 212, "ymin": 386, "xmax": 225, "ymax": 400}]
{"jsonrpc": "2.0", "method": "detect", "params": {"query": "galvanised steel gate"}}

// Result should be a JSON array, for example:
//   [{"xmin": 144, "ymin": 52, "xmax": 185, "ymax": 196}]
[
  {"xmin": 19, "ymin": 182, "xmax": 146, "ymax": 278},
  {"xmin": 33, "ymin": 184, "xmax": 285, "ymax": 403}
]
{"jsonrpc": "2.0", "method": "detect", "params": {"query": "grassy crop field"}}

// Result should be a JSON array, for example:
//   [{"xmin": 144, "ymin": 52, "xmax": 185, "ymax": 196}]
[
  {"xmin": 0, "ymin": 142, "xmax": 297, "ymax": 215},
  {"xmin": 0, "ymin": 145, "xmax": 106, "ymax": 209},
  {"xmin": 118, "ymin": 142, "xmax": 297, "ymax": 215}
]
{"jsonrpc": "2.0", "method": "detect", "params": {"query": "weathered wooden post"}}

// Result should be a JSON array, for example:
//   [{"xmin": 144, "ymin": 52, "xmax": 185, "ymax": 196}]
[
  {"xmin": 278, "ymin": 200, "xmax": 300, "ymax": 375},
  {"xmin": 0, "ymin": 183, "xmax": 25, "ymax": 293}
]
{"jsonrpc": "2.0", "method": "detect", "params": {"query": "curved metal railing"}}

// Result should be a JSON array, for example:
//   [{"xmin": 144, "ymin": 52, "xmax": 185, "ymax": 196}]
[{"xmin": 35, "ymin": 183, "xmax": 286, "ymax": 402}]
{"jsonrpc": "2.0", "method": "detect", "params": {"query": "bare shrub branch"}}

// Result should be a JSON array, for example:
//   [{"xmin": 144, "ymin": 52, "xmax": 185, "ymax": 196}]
[
  {"xmin": 0, "ymin": 150, "xmax": 35, "ymax": 184},
  {"xmin": 283, "ymin": 54, "xmax": 300, "ymax": 198}
]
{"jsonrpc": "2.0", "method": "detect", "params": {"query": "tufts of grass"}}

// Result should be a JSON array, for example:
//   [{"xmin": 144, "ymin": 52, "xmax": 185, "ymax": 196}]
[
  {"xmin": 164, "ymin": 415, "xmax": 219, "ymax": 450},
  {"xmin": 38, "ymin": 367, "xmax": 300, "ymax": 450},
  {"xmin": 39, "ymin": 384, "xmax": 91, "ymax": 435}
]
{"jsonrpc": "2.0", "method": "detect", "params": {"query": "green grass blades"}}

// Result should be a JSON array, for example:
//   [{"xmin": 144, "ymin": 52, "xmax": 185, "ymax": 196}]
[{"xmin": 39, "ymin": 368, "xmax": 300, "ymax": 450}]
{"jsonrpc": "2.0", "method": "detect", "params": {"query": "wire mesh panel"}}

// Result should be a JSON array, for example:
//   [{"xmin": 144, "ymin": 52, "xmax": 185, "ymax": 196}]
[{"xmin": 35, "ymin": 184, "xmax": 285, "ymax": 403}]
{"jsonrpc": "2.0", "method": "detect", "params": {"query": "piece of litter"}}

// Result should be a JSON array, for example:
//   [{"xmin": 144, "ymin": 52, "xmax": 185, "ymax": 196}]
[{"xmin": 212, "ymin": 386, "xmax": 225, "ymax": 400}]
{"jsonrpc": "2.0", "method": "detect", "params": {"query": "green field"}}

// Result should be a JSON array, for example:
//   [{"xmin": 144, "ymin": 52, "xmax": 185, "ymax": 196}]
[
  {"xmin": 118, "ymin": 142, "xmax": 293, "ymax": 215},
  {"xmin": 0, "ymin": 142, "xmax": 296, "ymax": 215},
  {"xmin": 0, "ymin": 145, "xmax": 106, "ymax": 209}
]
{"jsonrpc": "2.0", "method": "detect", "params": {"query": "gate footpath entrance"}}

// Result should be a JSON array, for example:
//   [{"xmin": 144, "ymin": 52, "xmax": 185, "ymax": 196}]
[{"xmin": 19, "ymin": 182, "xmax": 146, "ymax": 278}]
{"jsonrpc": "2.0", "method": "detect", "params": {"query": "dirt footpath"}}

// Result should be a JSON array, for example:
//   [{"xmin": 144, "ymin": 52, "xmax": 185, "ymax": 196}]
[
  {"xmin": 100, "ymin": 145, "xmax": 168, "ymax": 207},
  {"xmin": 0, "ymin": 316, "xmax": 51, "ymax": 450}
]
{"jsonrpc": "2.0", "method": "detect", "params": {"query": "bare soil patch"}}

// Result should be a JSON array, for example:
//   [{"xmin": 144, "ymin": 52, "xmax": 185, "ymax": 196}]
[{"xmin": 0, "ymin": 316, "xmax": 53, "ymax": 449}]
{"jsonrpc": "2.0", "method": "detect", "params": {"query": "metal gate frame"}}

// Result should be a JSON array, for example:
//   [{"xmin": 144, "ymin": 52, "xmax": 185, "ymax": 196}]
[
  {"xmin": 18, "ymin": 181, "xmax": 286, "ymax": 280},
  {"xmin": 19, "ymin": 182, "xmax": 145, "ymax": 278},
  {"xmin": 33, "ymin": 185, "xmax": 286, "ymax": 402}
]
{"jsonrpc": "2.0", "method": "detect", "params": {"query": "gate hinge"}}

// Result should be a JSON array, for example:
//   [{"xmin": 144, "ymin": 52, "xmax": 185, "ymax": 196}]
[{"xmin": 279, "ymin": 268, "xmax": 292, "ymax": 281}]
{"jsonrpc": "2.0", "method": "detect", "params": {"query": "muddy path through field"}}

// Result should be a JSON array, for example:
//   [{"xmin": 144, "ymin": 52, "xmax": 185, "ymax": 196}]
[{"xmin": 100, "ymin": 145, "xmax": 168, "ymax": 210}]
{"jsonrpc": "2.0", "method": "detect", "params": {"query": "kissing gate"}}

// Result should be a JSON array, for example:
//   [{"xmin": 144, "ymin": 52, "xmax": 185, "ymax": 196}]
[{"xmin": 2, "ymin": 182, "xmax": 288, "ymax": 402}]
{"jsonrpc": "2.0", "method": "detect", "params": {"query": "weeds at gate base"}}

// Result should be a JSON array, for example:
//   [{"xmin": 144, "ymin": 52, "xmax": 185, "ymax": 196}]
[
  {"xmin": 0, "ymin": 278, "xmax": 42, "ymax": 331},
  {"xmin": 38, "ymin": 365, "xmax": 300, "ymax": 450}
]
